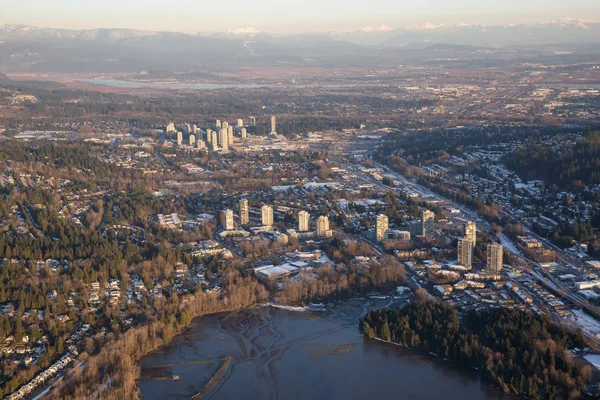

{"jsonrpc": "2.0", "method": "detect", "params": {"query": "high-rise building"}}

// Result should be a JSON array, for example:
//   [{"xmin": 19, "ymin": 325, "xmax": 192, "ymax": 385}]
[
  {"xmin": 248, "ymin": 116, "xmax": 256, "ymax": 127},
  {"xmin": 166, "ymin": 122, "xmax": 176, "ymax": 133},
  {"xmin": 219, "ymin": 129, "xmax": 229, "ymax": 150},
  {"xmin": 183, "ymin": 124, "xmax": 191, "ymax": 134},
  {"xmin": 487, "ymin": 243, "xmax": 503, "ymax": 274},
  {"xmin": 465, "ymin": 221, "xmax": 477, "ymax": 245},
  {"xmin": 270, "ymin": 116, "xmax": 277, "ymax": 135},
  {"xmin": 192, "ymin": 124, "xmax": 198, "ymax": 134},
  {"xmin": 176, "ymin": 131, "xmax": 183, "ymax": 146},
  {"xmin": 211, "ymin": 131, "xmax": 219, "ymax": 150},
  {"xmin": 223, "ymin": 209, "xmax": 234, "ymax": 231},
  {"xmin": 215, "ymin": 119, "xmax": 221, "ymax": 129},
  {"xmin": 241, "ymin": 128, "xmax": 247, "ymax": 139},
  {"xmin": 316, "ymin": 216, "xmax": 330, "ymax": 238},
  {"xmin": 239, "ymin": 199, "xmax": 249, "ymax": 225},
  {"xmin": 228, "ymin": 126, "xmax": 234, "ymax": 145},
  {"xmin": 298, "ymin": 211, "xmax": 310, "ymax": 232},
  {"xmin": 421, "ymin": 210, "xmax": 435, "ymax": 237},
  {"xmin": 457, "ymin": 238, "xmax": 474, "ymax": 267},
  {"xmin": 261, "ymin": 205, "xmax": 273, "ymax": 227},
  {"xmin": 376, "ymin": 214, "xmax": 389, "ymax": 241},
  {"xmin": 189, "ymin": 134, "xmax": 196, "ymax": 146},
  {"xmin": 222, "ymin": 121, "xmax": 229, "ymax": 131},
  {"xmin": 237, "ymin": 118, "xmax": 244, "ymax": 127},
  {"xmin": 196, "ymin": 140, "xmax": 206, "ymax": 150},
  {"xmin": 206, "ymin": 129, "xmax": 212, "ymax": 144}
]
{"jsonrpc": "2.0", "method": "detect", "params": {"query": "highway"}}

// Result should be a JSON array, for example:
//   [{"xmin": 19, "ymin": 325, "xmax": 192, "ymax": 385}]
[{"xmin": 328, "ymin": 137, "xmax": 600, "ymax": 343}]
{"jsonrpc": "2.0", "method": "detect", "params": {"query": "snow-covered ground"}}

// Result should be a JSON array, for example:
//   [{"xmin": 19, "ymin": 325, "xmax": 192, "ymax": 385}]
[
  {"xmin": 499, "ymin": 234, "xmax": 522, "ymax": 256},
  {"xmin": 268, "ymin": 303, "xmax": 326, "ymax": 312},
  {"xmin": 563, "ymin": 309, "xmax": 600, "ymax": 338},
  {"xmin": 269, "ymin": 303, "xmax": 310, "ymax": 312},
  {"xmin": 584, "ymin": 354, "xmax": 600, "ymax": 369},
  {"xmin": 396, "ymin": 286, "xmax": 411, "ymax": 295}
]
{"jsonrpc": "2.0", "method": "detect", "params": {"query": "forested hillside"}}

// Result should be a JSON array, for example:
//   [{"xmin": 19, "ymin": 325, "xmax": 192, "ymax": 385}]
[
  {"xmin": 504, "ymin": 131, "xmax": 600, "ymax": 187},
  {"xmin": 362, "ymin": 302, "xmax": 591, "ymax": 399}
]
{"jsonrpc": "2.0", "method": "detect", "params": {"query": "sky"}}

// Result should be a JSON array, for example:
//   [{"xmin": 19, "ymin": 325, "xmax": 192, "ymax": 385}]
[{"xmin": 1, "ymin": 0, "xmax": 598, "ymax": 33}]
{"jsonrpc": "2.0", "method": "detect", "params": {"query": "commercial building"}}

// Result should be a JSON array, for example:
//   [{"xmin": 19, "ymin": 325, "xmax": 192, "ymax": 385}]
[
  {"xmin": 457, "ymin": 238, "xmax": 474, "ymax": 267},
  {"xmin": 253, "ymin": 264, "xmax": 298, "ymax": 281},
  {"xmin": 240, "ymin": 199, "xmax": 249, "ymax": 225},
  {"xmin": 298, "ymin": 210, "xmax": 310, "ymax": 232},
  {"xmin": 261, "ymin": 204, "xmax": 273, "ymax": 227},
  {"xmin": 487, "ymin": 243, "xmax": 503, "ymax": 274},
  {"xmin": 387, "ymin": 230, "xmax": 411, "ymax": 240},
  {"xmin": 376, "ymin": 214, "xmax": 389, "ymax": 241},
  {"xmin": 421, "ymin": 210, "xmax": 435, "ymax": 237},
  {"xmin": 465, "ymin": 221, "xmax": 477, "ymax": 245},
  {"xmin": 576, "ymin": 280, "xmax": 600, "ymax": 291}
]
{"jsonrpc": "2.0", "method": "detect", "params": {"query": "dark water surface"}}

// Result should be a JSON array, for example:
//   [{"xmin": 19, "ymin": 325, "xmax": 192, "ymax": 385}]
[{"xmin": 139, "ymin": 299, "xmax": 509, "ymax": 400}]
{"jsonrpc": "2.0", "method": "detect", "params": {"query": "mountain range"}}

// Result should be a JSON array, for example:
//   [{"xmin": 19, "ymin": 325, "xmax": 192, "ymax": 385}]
[{"xmin": 0, "ymin": 19, "xmax": 599, "ymax": 73}]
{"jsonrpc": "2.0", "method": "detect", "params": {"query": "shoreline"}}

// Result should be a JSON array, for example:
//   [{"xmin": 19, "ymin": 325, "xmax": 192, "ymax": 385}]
[
  {"xmin": 366, "ymin": 336, "xmax": 510, "ymax": 397},
  {"xmin": 139, "ymin": 298, "xmax": 511, "ymax": 400}
]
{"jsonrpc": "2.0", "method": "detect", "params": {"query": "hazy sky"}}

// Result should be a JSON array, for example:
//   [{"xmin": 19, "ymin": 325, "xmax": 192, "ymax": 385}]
[{"xmin": 1, "ymin": 0, "xmax": 598, "ymax": 33}]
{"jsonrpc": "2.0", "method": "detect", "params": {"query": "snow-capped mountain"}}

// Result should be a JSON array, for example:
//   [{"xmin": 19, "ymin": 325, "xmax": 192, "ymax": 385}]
[
  {"xmin": 0, "ymin": 20, "xmax": 598, "ymax": 73},
  {"xmin": 331, "ymin": 19, "xmax": 600, "ymax": 48}
]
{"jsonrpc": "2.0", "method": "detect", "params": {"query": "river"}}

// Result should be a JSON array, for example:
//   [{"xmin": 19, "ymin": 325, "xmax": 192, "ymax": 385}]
[
  {"xmin": 138, "ymin": 298, "xmax": 509, "ymax": 399},
  {"xmin": 77, "ymin": 78, "xmax": 600, "ymax": 91},
  {"xmin": 75, "ymin": 79, "xmax": 390, "ymax": 90}
]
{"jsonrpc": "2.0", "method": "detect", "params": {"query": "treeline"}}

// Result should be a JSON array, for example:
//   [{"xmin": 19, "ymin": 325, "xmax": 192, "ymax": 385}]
[
  {"xmin": 362, "ymin": 302, "xmax": 591, "ymax": 399},
  {"xmin": 277, "ymin": 255, "xmax": 405, "ymax": 305},
  {"xmin": 552, "ymin": 218, "xmax": 599, "ymax": 247},
  {"xmin": 379, "ymin": 125, "xmax": 581, "ymax": 166},
  {"xmin": 57, "ymin": 271, "xmax": 268, "ymax": 400},
  {"xmin": 504, "ymin": 131, "xmax": 600, "ymax": 187}
]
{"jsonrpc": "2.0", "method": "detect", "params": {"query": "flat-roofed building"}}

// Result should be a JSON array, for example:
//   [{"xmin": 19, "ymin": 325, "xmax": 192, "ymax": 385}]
[
  {"xmin": 240, "ymin": 199, "xmax": 249, "ymax": 225},
  {"xmin": 465, "ymin": 220, "xmax": 477, "ymax": 245},
  {"xmin": 223, "ymin": 209, "xmax": 234, "ymax": 230},
  {"xmin": 487, "ymin": 243, "xmax": 503, "ymax": 274},
  {"xmin": 422, "ymin": 210, "xmax": 435, "ymax": 237},
  {"xmin": 376, "ymin": 214, "xmax": 389, "ymax": 241},
  {"xmin": 298, "ymin": 210, "xmax": 310, "ymax": 232},
  {"xmin": 457, "ymin": 238, "xmax": 474, "ymax": 268},
  {"xmin": 261, "ymin": 204, "xmax": 273, "ymax": 227}
]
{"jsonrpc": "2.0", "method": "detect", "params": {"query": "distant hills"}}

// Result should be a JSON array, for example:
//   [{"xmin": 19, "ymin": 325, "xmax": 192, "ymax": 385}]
[{"xmin": 0, "ymin": 20, "xmax": 599, "ymax": 74}]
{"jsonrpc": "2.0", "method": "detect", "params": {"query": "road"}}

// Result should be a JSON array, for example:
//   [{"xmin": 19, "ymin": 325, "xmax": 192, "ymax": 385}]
[{"xmin": 329, "ymin": 137, "xmax": 600, "ymax": 342}]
